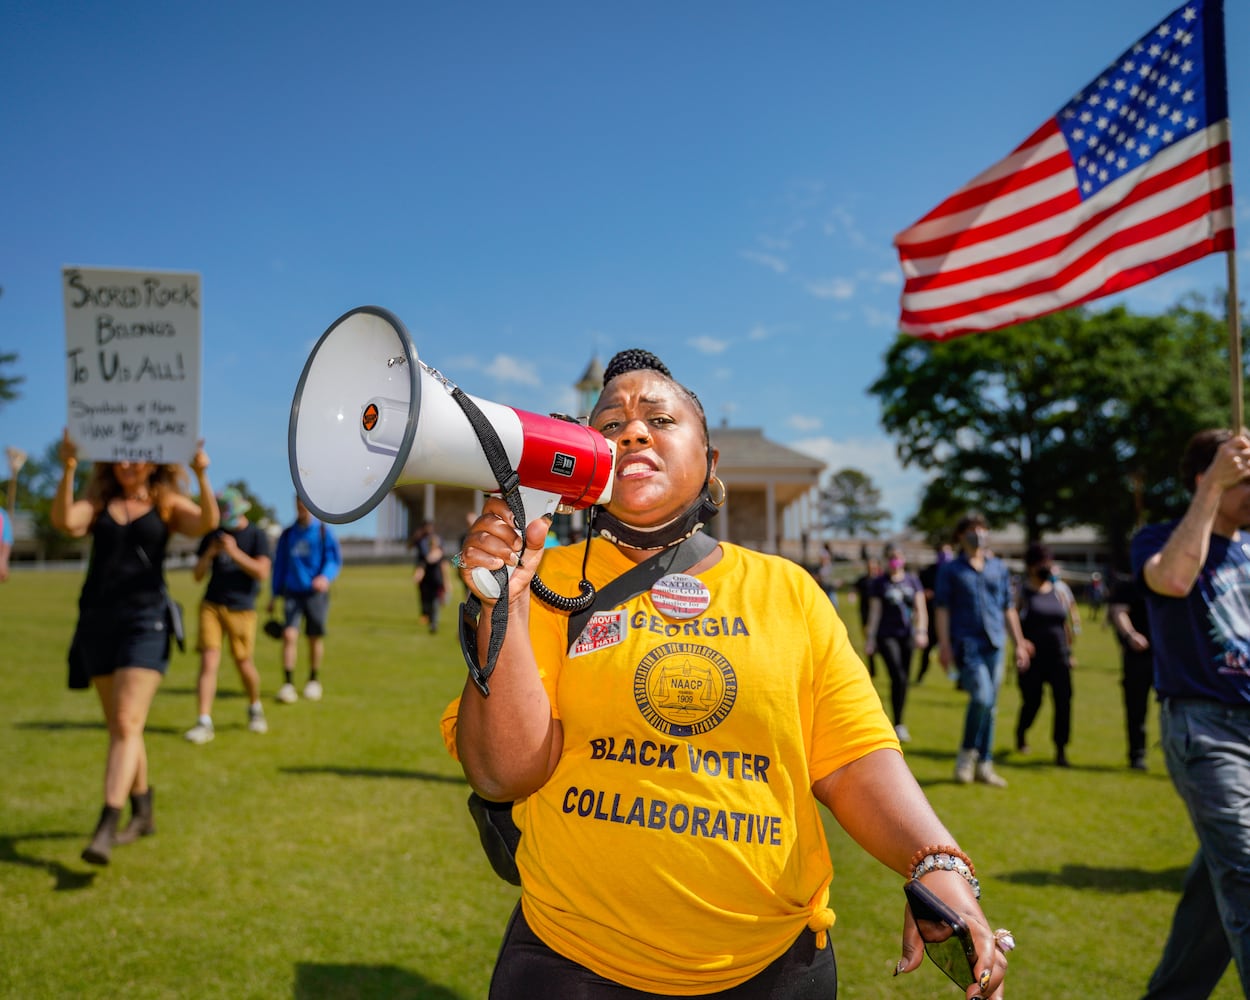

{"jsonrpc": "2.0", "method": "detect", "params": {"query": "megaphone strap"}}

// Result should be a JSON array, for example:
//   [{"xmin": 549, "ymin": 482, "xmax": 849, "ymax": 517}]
[
  {"xmin": 446, "ymin": 384, "xmax": 530, "ymax": 696},
  {"xmin": 448, "ymin": 385, "xmax": 598, "ymax": 696}
]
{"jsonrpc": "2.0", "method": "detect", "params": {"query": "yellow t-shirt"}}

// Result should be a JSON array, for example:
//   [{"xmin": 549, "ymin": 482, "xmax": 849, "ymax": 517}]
[{"xmin": 447, "ymin": 538, "xmax": 899, "ymax": 994}]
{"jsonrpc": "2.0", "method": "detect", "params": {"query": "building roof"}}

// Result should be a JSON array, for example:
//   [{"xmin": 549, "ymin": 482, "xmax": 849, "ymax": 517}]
[{"xmin": 710, "ymin": 427, "xmax": 825, "ymax": 473}]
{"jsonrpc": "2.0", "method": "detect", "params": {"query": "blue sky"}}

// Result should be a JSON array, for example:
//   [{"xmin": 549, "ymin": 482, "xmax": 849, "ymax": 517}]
[{"xmin": 3, "ymin": 1, "xmax": 1247, "ymax": 536}]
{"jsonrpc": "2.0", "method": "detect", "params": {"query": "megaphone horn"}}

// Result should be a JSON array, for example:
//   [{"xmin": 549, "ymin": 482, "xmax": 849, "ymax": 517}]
[{"xmin": 288, "ymin": 306, "xmax": 616, "ymax": 533}]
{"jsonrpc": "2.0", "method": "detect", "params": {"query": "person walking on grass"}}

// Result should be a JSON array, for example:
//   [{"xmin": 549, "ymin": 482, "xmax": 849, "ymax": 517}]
[
  {"xmin": 1108, "ymin": 569, "xmax": 1154, "ymax": 772},
  {"xmin": 863, "ymin": 543, "xmax": 927, "ymax": 743},
  {"xmin": 441, "ymin": 349, "xmax": 1011, "ymax": 998},
  {"xmin": 1012, "ymin": 543, "xmax": 1077, "ymax": 767},
  {"xmin": 52, "ymin": 430, "xmax": 219, "ymax": 864},
  {"xmin": 185, "ymin": 486, "xmax": 272, "ymax": 744},
  {"xmin": 269, "ymin": 495, "xmax": 341, "ymax": 704},
  {"xmin": 1133, "ymin": 428, "xmax": 1250, "ymax": 999},
  {"xmin": 934, "ymin": 514, "xmax": 1027, "ymax": 788}
]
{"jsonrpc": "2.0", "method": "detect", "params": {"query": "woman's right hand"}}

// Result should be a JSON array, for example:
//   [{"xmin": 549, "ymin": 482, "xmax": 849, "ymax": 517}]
[{"xmin": 457, "ymin": 496, "xmax": 550, "ymax": 604}]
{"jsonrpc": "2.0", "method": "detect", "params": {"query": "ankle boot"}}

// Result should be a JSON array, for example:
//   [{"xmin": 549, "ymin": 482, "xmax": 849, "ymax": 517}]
[
  {"xmin": 82, "ymin": 805, "xmax": 122, "ymax": 865},
  {"xmin": 113, "ymin": 788, "xmax": 156, "ymax": 845}
]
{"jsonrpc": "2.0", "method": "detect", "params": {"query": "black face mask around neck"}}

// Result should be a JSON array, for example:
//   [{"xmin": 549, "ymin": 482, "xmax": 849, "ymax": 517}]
[{"xmin": 593, "ymin": 489, "xmax": 722, "ymax": 550}]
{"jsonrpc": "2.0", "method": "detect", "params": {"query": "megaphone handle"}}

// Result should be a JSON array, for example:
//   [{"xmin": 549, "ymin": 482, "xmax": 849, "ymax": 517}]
[{"xmin": 469, "ymin": 487, "xmax": 561, "ymax": 600}]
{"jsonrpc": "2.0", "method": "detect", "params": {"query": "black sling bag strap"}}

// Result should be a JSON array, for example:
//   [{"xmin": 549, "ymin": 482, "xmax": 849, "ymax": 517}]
[{"xmin": 565, "ymin": 528, "xmax": 719, "ymax": 651}]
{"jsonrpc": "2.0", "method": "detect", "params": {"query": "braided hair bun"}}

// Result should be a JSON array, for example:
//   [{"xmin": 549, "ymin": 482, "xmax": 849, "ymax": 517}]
[{"xmin": 602, "ymin": 349, "xmax": 671, "ymax": 386}]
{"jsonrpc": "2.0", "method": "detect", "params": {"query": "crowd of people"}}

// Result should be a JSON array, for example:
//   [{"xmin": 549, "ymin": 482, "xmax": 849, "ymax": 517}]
[
  {"xmin": 27, "ymin": 407, "xmax": 1250, "ymax": 998},
  {"xmin": 48, "ymin": 431, "xmax": 351, "ymax": 865}
]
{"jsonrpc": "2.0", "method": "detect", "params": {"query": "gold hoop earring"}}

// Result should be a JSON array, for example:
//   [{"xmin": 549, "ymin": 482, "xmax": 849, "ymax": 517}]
[{"xmin": 707, "ymin": 476, "xmax": 727, "ymax": 507}]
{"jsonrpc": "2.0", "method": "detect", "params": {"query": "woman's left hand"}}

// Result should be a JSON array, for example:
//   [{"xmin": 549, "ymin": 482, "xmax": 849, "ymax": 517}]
[
  {"xmin": 896, "ymin": 870, "xmax": 1009, "ymax": 999},
  {"xmin": 455, "ymin": 496, "xmax": 550, "ymax": 605}
]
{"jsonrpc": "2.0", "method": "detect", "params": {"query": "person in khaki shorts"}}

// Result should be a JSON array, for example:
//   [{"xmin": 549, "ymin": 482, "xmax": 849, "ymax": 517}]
[{"xmin": 185, "ymin": 487, "xmax": 272, "ymax": 744}]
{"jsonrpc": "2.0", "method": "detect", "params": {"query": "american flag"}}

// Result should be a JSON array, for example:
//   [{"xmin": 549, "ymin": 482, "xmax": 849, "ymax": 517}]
[{"xmin": 894, "ymin": 0, "xmax": 1235, "ymax": 341}]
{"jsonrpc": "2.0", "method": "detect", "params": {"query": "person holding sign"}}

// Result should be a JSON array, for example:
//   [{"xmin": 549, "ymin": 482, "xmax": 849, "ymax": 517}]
[
  {"xmin": 52, "ymin": 429, "xmax": 219, "ymax": 865},
  {"xmin": 441, "ymin": 350, "xmax": 1009, "ymax": 998}
]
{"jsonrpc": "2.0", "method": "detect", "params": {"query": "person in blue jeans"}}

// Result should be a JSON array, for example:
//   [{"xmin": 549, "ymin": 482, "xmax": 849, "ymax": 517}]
[
  {"xmin": 934, "ymin": 514, "xmax": 1026, "ymax": 788},
  {"xmin": 1132, "ymin": 428, "xmax": 1250, "ymax": 1000}
]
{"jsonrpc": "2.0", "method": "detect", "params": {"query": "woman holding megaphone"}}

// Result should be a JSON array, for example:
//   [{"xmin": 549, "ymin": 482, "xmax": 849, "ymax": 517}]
[
  {"xmin": 443, "ymin": 350, "xmax": 1010, "ymax": 999},
  {"xmin": 52, "ymin": 430, "xmax": 219, "ymax": 865}
]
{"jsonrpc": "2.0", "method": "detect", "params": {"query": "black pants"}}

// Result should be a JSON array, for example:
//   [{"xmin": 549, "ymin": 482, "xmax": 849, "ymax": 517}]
[
  {"xmin": 1122, "ymin": 649, "xmax": 1153, "ymax": 762},
  {"xmin": 489, "ymin": 904, "xmax": 837, "ymax": 1000},
  {"xmin": 1016, "ymin": 655, "xmax": 1072, "ymax": 750},
  {"xmin": 915, "ymin": 629, "xmax": 936, "ymax": 682},
  {"xmin": 877, "ymin": 635, "xmax": 913, "ymax": 726}
]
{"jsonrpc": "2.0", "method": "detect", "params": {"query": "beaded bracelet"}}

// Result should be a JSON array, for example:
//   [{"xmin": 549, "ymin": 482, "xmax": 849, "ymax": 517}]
[{"xmin": 907, "ymin": 845, "xmax": 981, "ymax": 899}]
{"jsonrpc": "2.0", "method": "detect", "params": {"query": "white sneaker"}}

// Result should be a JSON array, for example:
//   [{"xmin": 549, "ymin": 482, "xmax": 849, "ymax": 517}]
[
  {"xmin": 184, "ymin": 722, "xmax": 215, "ymax": 745},
  {"xmin": 276, "ymin": 683, "xmax": 298, "ymax": 704},
  {"xmin": 954, "ymin": 749, "xmax": 977, "ymax": 784},
  {"xmin": 975, "ymin": 760, "xmax": 1008, "ymax": 788},
  {"xmin": 303, "ymin": 679, "xmax": 323, "ymax": 702},
  {"xmin": 894, "ymin": 723, "xmax": 911, "ymax": 743},
  {"xmin": 248, "ymin": 709, "xmax": 268, "ymax": 734}
]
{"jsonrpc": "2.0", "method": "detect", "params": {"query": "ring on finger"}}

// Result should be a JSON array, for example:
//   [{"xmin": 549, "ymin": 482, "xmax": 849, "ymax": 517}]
[
  {"xmin": 450, "ymin": 551, "xmax": 466, "ymax": 569},
  {"xmin": 993, "ymin": 928, "xmax": 1016, "ymax": 953}
]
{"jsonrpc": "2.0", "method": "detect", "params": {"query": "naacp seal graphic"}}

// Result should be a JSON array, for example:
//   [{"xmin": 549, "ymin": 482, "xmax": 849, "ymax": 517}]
[{"xmin": 633, "ymin": 642, "xmax": 737, "ymax": 737}]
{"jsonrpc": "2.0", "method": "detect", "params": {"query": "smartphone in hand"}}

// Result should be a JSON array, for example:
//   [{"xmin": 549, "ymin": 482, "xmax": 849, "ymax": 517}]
[{"xmin": 904, "ymin": 877, "xmax": 979, "ymax": 990}]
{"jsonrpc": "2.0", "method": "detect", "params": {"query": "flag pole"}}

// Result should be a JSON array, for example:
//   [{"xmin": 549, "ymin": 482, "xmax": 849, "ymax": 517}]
[{"xmin": 1230, "ymin": 249, "xmax": 1244, "ymax": 433}]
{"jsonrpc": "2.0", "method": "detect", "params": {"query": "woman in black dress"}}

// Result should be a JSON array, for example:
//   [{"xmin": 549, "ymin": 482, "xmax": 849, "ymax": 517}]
[{"xmin": 52, "ymin": 430, "xmax": 219, "ymax": 864}]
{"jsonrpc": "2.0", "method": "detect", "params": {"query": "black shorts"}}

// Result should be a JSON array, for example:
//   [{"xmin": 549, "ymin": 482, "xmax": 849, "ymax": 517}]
[
  {"xmin": 73, "ymin": 606, "xmax": 171, "ymax": 677},
  {"xmin": 489, "ymin": 904, "xmax": 837, "ymax": 1000},
  {"xmin": 283, "ymin": 592, "xmax": 330, "ymax": 637}
]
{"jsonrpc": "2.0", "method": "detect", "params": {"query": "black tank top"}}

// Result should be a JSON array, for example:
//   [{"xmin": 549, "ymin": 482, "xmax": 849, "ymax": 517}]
[
  {"xmin": 1018, "ymin": 585, "xmax": 1071, "ymax": 663},
  {"xmin": 79, "ymin": 506, "xmax": 169, "ymax": 612}
]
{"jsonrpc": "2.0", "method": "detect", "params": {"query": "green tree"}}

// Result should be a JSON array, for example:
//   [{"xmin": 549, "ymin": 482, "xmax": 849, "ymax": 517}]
[
  {"xmin": 820, "ymin": 467, "xmax": 890, "ymax": 537},
  {"xmin": 0, "ymin": 351, "xmax": 23, "ymax": 408},
  {"xmin": 869, "ymin": 302, "xmax": 1236, "ymax": 563},
  {"xmin": 13, "ymin": 440, "xmax": 91, "ymax": 560}
]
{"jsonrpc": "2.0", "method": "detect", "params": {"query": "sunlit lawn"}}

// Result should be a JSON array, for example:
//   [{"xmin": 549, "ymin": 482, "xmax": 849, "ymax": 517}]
[{"xmin": 0, "ymin": 565, "xmax": 1240, "ymax": 998}]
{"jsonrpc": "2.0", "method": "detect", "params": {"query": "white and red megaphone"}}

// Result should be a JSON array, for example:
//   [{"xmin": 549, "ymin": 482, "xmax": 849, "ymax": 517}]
[{"xmin": 288, "ymin": 306, "xmax": 615, "ymax": 594}]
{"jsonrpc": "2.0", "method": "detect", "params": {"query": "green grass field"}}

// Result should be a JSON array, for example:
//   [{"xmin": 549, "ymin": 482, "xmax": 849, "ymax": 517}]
[{"xmin": 0, "ymin": 564, "xmax": 1240, "ymax": 998}]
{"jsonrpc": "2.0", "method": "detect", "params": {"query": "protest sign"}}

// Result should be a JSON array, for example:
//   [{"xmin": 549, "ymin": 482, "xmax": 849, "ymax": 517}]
[{"xmin": 62, "ymin": 266, "xmax": 202, "ymax": 464}]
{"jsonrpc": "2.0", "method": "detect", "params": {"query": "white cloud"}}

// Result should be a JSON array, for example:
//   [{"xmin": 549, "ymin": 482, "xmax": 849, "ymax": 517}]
[
  {"xmin": 787, "ymin": 414, "xmax": 822, "ymax": 432},
  {"xmin": 689, "ymin": 335, "xmax": 730, "ymax": 355},
  {"xmin": 740, "ymin": 250, "xmax": 788, "ymax": 274},
  {"xmin": 873, "ymin": 269, "xmax": 901, "ymax": 286},
  {"xmin": 747, "ymin": 323, "xmax": 772, "ymax": 341},
  {"xmin": 485, "ymin": 354, "xmax": 541, "ymax": 386},
  {"xmin": 758, "ymin": 235, "xmax": 791, "ymax": 251},
  {"xmin": 862, "ymin": 304, "xmax": 896, "ymax": 329},
  {"xmin": 786, "ymin": 433, "xmax": 927, "ymax": 530},
  {"xmin": 440, "ymin": 353, "xmax": 480, "ymax": 374},
  {"xmin": 822, "ymin": 205, "xmax": 869, "ymax": 248},
  {"xmin": 805, "ymin": 277, "xmax": 855, "ymax": 300}
]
